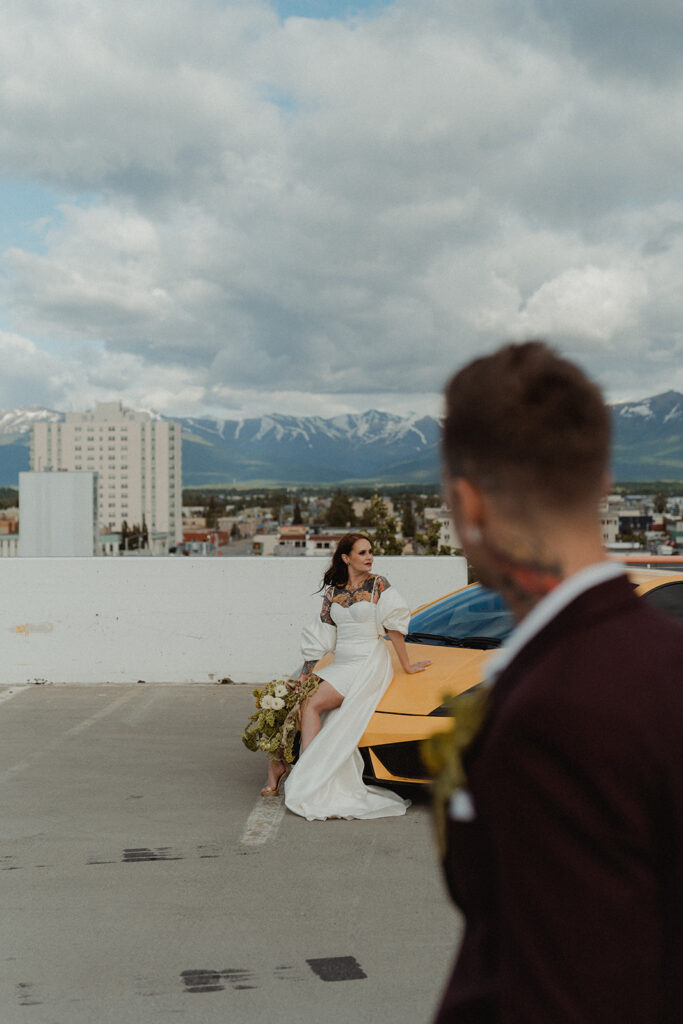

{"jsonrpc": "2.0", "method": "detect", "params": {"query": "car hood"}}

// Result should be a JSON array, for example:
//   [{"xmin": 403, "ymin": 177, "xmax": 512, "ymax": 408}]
[{"xmin": 378, "ymin": 641, "xmax": 494, "ymax": 715}]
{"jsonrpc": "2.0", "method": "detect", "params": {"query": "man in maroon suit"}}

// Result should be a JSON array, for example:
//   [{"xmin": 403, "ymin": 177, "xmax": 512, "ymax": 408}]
[{"xmin": 434, "ymin": 341, "xmax": 683, "ymax": 1023}]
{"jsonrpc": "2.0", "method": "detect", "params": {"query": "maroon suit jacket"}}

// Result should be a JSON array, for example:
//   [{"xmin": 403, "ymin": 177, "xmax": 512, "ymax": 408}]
[{"xmin": 434, "ymin": 574, "xmax": 683, "ymax": 1024}]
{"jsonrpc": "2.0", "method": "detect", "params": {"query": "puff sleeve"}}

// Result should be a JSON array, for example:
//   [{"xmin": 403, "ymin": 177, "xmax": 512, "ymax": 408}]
[
  {"xmin": 376, "ymin": 584, "xmax": 411, "ymax": 636},
  {"xmin": 300, "ymin": 615, "xmax": 337, "ymax": 662}
]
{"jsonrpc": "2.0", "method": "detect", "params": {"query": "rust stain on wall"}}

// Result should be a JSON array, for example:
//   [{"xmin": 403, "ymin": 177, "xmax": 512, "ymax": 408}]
[{"xmin": 13, "ymin": 623, "xmax": 54, "ymax": 639}]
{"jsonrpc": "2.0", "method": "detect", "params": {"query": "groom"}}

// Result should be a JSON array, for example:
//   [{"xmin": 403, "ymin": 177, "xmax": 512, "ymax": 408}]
[{"xmin": 434, "ymin": 340, "xmax": 683, "ymax": 1023}]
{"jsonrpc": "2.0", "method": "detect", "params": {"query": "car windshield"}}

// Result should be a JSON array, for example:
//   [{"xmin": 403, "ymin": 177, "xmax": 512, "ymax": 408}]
[{"xmin": 407, "ymin": 583, "xmax": 515, "ymax": 646}]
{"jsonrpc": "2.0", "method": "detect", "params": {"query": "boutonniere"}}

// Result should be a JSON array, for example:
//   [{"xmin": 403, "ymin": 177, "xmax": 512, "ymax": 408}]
[{"xmin": 421, "ymin": 686, "xmax": 491, "ymax": 855}]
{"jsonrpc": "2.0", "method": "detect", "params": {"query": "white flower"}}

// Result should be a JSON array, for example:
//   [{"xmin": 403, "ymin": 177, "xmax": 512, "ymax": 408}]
[
  {"xmin": 260, "ymin": 694, "xmax": 274, "ymax": 709},
  {"xmin": 271, "ymin": 697, "xmax": 285, "ymax": 711},
  {"xmin": 274, "ymin": 683, "xmax": 288, "ymax": 698}
]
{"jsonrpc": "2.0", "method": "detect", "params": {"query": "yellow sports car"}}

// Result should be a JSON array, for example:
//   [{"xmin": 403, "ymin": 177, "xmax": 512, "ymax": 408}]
[{"xmin": 350, "ymin": 569, "xmax": 683, "ymax": 787}]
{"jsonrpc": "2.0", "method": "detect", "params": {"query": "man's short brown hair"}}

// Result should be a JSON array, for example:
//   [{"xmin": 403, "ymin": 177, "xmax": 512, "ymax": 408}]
[{"xmin": 442, "ymin": 341, "xmax": 611, "ymax": 510}]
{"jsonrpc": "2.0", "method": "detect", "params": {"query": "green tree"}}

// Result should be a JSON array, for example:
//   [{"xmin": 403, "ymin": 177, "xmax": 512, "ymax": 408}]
[
  {"xmin": 230, "ymin": 522, "xmax": 241, "ymax": 539},
  {"xmin": 204, "ymin": 494, "xmax": 222, "ymax": 528},
  {"xmin": 367, "ymin": 494, "xmax": 403, "ymax": 555},
  {"xmin": 617, "ymin": 528, "xmax": 646, "ymax": 547},
  {"xmin": 126, "ymin": 522, "xmax": 141, "ymax": 550},
  {"xmin": 0, "ymin": 487, "xmax": 18, "ymax": 509},
  {"xmin": 416, "ymin": 519, "xmax": 442, "ymax": 555},
  {"xmin": 119, "ymin": 520, "xmax": 129, "ymax": 552},
  {"xmin": 326, "ymin": 490, "xmax": 356, "ymax": 528},
  {"xmin": 653, "ymin": 492, "xmax": 668, "ymax": 514},
  {"xmin": 400, "ymin": 500, "xmax": 416, "ymax": 539},
  {"xmin": 141, "ymin": 516, "xmax": 149, "ymax": 550},
  {"xmin": 292, "ymin": 501, "xmax": 303, "ymax": 525},
  {"xmin": 269, "ymin": 491, "xmax": 287, "ymax": 523}
]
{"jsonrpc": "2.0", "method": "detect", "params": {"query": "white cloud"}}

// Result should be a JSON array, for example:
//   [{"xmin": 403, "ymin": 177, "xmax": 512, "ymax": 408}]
[
  {"xmin": 1, "ymin": 0, "xmax": 683, "ymax": 414},
  {"xmin": 477, "ymin": 264, "xmax": 649, "ymax": 344}
]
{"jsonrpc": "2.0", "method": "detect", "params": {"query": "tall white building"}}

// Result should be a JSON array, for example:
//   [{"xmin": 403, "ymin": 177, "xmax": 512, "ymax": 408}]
[{"xmin": 30, "ymin": 402, "xmax": 182, "ymax": 544}]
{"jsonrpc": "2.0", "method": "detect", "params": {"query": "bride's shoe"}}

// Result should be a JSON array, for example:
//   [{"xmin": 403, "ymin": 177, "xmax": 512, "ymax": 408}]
[{"xmin": 260, "ymin": 764, "xmax": 289, "ymax": 797}]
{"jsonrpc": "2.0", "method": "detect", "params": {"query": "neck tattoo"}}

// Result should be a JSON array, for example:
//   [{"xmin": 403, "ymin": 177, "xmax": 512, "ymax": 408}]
[{"xmin": 486, "ymin": 538, "xmax": 562, "ymax": 616}]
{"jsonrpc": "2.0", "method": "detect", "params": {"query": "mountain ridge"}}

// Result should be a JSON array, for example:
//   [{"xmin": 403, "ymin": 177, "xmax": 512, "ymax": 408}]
[{"xmin": 1, "ymin": 394, "xmax": 683, "ymax": 486}]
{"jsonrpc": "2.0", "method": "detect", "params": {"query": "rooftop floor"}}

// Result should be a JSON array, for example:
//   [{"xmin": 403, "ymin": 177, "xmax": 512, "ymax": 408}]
[{"xmin": 0, "ymin": 682, "xmax": 460, "ymax": 1024}]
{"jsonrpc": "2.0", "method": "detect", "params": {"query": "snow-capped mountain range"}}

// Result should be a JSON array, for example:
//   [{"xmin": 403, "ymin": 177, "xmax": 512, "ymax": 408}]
[
  {"xmin": 0, "ymin": 407, "xmax": 442, "ymax": 486},
  {"xmin": 1, "ymin": 392, "xmax": 683, "ymax": 486}
]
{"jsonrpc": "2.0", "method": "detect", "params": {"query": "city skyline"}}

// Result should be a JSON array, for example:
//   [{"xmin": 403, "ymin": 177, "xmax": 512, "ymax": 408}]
[{"xmin": 1, "ymin": 0, "xmax": 682, "ymax": 421}]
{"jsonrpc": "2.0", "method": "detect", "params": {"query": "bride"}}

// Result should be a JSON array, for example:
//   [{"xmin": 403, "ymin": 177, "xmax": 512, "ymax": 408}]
[{"xmin": 265, "ymin": 532, "xmax": 430, "ymax": 821}]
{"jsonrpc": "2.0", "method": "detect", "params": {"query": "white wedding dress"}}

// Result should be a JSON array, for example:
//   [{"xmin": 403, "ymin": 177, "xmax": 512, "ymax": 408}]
[{"xmin": 284, "ymin": 578, "xmax": 411, "ymax": 821}]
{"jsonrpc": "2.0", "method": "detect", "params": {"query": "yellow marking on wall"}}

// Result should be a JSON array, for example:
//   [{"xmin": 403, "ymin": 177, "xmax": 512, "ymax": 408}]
[{"xmin": 14, "ymin": 623, "xmax": 54, "ymax": 639}]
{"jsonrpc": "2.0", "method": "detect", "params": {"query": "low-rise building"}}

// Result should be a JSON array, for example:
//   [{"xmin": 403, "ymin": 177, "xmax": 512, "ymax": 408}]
[
  {"xmin": 182, "ymin": 515, "xmax": 207, "ymax": 530},
  {"xmin": 0, "ymin": 508, "xmax": 19, "ymax": 535},
  {"xmin": 424, "ymin": 506, "xmax": 460, "ymax": 550},
  {"xmin": 305, "ymin": 529, "xmax": 349, "ymax": 556},
  {"xmin": 275, "ymin": 526, "xmax": 307, "ymax": 556},
  {"xmin": 252, "ymin": 534, "xmax": 279, "ymax": 556},
  {"xmin": 0, "ymin": 535, "xmax": 19, "ymax": 557}
]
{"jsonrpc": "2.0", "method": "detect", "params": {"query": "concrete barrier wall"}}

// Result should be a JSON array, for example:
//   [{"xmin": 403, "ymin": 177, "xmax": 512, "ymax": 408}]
[{"xmin": 0, "ymin": 556, "xmax": 467, "ymax": 684}]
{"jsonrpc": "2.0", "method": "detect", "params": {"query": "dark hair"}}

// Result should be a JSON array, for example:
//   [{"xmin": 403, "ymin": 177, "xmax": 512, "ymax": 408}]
[
  {"xmin": 320, "ymin": 532, "xmax": 372, "ymax": 589},
  {"xmin": 442, "ymin": 340, "xmax": 610, "ymax": 509}
]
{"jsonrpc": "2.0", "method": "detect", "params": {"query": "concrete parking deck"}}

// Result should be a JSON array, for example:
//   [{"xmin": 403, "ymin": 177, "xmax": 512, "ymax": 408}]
[{"xmin": 0, "ymin": 683, "xmax": 462, "ymax": 1024}]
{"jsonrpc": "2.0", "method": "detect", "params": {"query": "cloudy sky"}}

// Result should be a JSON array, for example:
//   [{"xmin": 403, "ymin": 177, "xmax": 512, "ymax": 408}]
[{"xmin": 1, "ymin": 0, "xmax": 682, "ymax": 420}]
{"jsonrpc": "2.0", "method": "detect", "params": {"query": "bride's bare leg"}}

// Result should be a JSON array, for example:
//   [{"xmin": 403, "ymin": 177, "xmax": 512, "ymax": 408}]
[
  {"xmin": 261, "ymin": 755, "xmax": 287, "ymax": 796},
  {"xmin": 300, "ymin": 681, "xmax": 344, "ymax": 752}
]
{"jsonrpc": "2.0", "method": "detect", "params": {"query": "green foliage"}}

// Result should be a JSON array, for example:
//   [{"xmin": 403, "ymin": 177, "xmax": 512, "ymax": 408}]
[
  {"xmin": 0, "ymin": 487, "xmax": 18, "ymax": 509},
  {"xmin": 204, "ymin": 494, "xmax": 223, "ymax": 528},
  {"xmin": 292, "ymin": 501, "xmax": 303, "ymax": 525},
  {"xmin": 416, "ymin": 519, "xmax": 442, "ymax": 555},
  {"xmin": 120, "ymin": 520, "xmax": 148, "ymax": 551},
  {"xmin": 616, "ymin": 529, "xmax": 646, "ymax": 546},
  {"xmin": 367, "ymin": 494, "xmax": 402, "ymax": 555},
  {"xmin": 653, "ymin": 491, "xmax": 668, "ymax": 514},
  {"xmin": 241, "ymin": 676, "xmax": 320, "ymax": 763},
  {"xmin": 613, "ymin": 480, "xmax": 683, "ymax": 495},
  {"xmin": 423, "ymin": 493, "xmax": 443, "ymax": 508},
  {"xmin": 325, "ymin": 489, "xmax": 356, "ymax": 528},
  {"xmin": 400, "ymin": 500, "xmax": 416, "ymax": 539},
  {"xmin": 268, "ymin": 491, "xmax": 288, "ymax": 523}
]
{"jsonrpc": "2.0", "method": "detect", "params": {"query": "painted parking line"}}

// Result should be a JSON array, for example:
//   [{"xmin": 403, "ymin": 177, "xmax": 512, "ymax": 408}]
[
  {"xmin": 0, "ymin": 687, "xmax": 140, "ymax": 784},
  {"xmin": 239, "ymin": 795, "xmax": 287, "ymax": 851}
]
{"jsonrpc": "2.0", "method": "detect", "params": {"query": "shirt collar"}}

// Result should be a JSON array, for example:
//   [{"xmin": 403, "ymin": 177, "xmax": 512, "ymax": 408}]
[{"xmin": 483, "ymin": 560, "xmax": 625, "ymax": 686}]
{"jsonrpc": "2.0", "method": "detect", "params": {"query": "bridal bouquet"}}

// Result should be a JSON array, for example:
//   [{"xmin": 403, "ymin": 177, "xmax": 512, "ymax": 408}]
[{"xmin": 241, "ymin": 676, "xmax": 319, "ymax": 764}]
